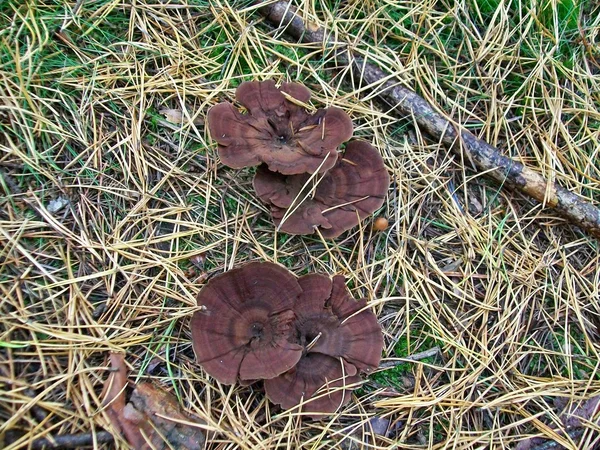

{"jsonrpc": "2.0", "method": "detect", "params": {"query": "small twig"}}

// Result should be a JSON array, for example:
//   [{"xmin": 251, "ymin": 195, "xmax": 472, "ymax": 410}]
[
  {"xmin": 4, "ymin": 430, "xmax": 115, "ymax": 449},
  {"xmin": 379, "ymin": 347, "xmax": 441, "ymax": 369},
  {"xmin": 24, "ymin": 389, "xmax": 49, "ymax": 424},
  {"xmin": 256, "ymin": 1, "xmax": 600, "ymax": 239},
  {"xmin": 2, "ymin": 376, "xmax": 50, "ymax": 426}
]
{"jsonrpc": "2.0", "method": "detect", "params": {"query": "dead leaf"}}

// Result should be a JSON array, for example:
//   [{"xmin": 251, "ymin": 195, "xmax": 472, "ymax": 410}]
[
  {"xmin": 102, "ymin": 353, "xmax": 128, "ymax": 435},
  {"xmin": 468, "ymin": 195, "xmax": 483, "ymax": 214},
  {"xmin": 559, "ymin": 396, "xmax": 600, "ymax": 428},
  {"xmin": 367, "ymin": 416, "xmax": 390, "ymax": 436},
  {"xmin": 47, "ymin": 196, "xmax": 69, "ymax": 214},
  {"xmin": 159, "ymin": 109, "xmax": 184, "ymax": 124},
  {"xmin": 159, "ymin": 109, "xmax": 205, "ymax": 126},
  {"xmin": 103, "ymin": 352, "xmax": 208, "ymax": 449},
  {"xmin": 190, "ymin": 252, "xmax": 206, "ymax": 269},
  {"xmin": 514, "ymin": 396, "xmax": 600, "ymax": 450},
  {"xmin": 129, "ymin": 383, "xmax": 207, "ymax": 449}
]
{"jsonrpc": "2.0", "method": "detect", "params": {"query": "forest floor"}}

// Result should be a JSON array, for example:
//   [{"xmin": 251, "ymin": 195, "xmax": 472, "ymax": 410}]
[{"xmin": 1, "ymin": 0, "xmax": 600, "ymax": 449}]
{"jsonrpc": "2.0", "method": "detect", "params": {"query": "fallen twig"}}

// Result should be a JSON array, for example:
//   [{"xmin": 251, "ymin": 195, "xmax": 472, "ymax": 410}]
[
  {"xmin": 256, "ymin": 1, "xmax": 600, "ymax": 239},
  {"xmin": 379, "ymin": 347, "xmax": 441, "ymax": 369},
  {"xmin": 4, "ymin": 430, "xmax": 114, "ymax": 449}
]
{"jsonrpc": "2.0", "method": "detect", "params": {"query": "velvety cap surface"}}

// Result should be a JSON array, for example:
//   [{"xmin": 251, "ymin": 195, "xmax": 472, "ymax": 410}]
[
  {"xmin": 191, "ymin": 262, "xmax": 303, "ymax": 384},
  {"xmin": 208, "ymin": 80, "xmax": 353, "ymax": 175},
  {"xmin": 253, "ymin": 140, "xmax": 390, "ymax": 237}
]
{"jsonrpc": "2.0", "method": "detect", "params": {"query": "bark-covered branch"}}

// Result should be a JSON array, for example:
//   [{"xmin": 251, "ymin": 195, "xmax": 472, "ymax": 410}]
[
  {"xmin": 4, "ymin": 430, "xmax": 114, "ymax": 449},
  {"xmin": 257, "ymin": 1, "xmax": 600, "ymax": 239}
]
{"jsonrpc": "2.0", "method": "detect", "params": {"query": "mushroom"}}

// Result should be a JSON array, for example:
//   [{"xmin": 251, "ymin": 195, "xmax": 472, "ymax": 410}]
[
  {"xmin": 207, "ymin": 80, "xmax": 353, "ymax": 175},
  {"xmin": 190, "ymin": 262, "xmax": 304, "ymax": 385},
  {"xmin": 264, "ymin": 273, "xmax": 383, "ymax": 417},
  {"xmin": 254, "ymin": 140, "xmax": 390, "ymax": 238},
  {"xmin": 264, "ymin": 353, "xmax": 362, "ymax": 419}
]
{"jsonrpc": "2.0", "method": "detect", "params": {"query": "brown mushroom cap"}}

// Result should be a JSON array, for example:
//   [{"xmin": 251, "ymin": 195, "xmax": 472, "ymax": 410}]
[
  {"xmin": 190, "ymin": 262, "xmax": 303, "ymax": 385},
  {"xmin": 264, "ymin": 353, "xmax": 362, "ymax": 419},
  {"xmin": 264, "ymin": 273, "xmax": 383, "ymax": 417},
  {"xmin": 313, "ymin": 275, "xmax": 384, "ymax": 374},
  {"xmin": 207, "ymin": 80, "xmax": 353, "ymax": 175},
  {"xmin": 236, "ymin": 81, "xmax": 311, "ymax": 130},
  {"xmin": 294, "ymin": 274, "xmax": 383, "ymax": 374},
  {"xmin": 253, "ymin": 140, "xmax": 390, "ymax": 238}
]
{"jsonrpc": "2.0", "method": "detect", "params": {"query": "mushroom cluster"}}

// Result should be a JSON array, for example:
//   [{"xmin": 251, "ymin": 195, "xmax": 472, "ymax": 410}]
[
  {"xmin": 191, "ymin": 262, "xmax": 383, "ymax": 418},
  {"xmin": 207, "ymin": 80, "xmax": 390, "ymax": 238}
]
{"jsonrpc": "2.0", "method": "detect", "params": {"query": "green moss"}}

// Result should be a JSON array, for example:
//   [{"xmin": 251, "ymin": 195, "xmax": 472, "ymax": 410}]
[{"xmin": 371, "ymin": 334, "xmax": 441, "ymax": 388}]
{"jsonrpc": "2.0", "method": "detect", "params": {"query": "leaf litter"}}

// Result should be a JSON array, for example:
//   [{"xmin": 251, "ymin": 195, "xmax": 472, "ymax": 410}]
[
  {"xmin": 0, "ymin": 0, "xmax": 599, "ymax": 448},
  {"xmin": 103, "ymin": 353, "xmax": 209, "ymax": 450}
]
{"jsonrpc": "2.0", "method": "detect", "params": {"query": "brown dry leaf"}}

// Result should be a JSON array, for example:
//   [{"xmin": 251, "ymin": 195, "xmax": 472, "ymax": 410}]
[
  {"xmin": 128, "ymin": 383, "xmax": 208, "ymax": 450},
  {"xmin": 367, "ymin": 416, "xmax": 390, "ymax": 436},
  {"xmin": 468, "ymin": 195, "xmax": 483, "ymax": 215},
  {"xmin": 159, "ymin": 108, "xmax": 205, "ymax": 126},
  {"xmin": 159, "ymin": 108, "xmax": 185, "ymax": 124},
  {"xmin": 190, "ymin": 252, "xmax": 207, "ymax": 269},
  {"xmin": 102, "ymin": 353, "xmax": 128, "ymax": 434},
  {"xmin": 514, "ymin": 396, "xmax": 600, "ymax": 450},
  {"xmin": 560, "ymin": 396, "xmax": 600, "ymax": 428},
  {"xmin": 103, "ymin": 353, "xmax": 208, "ymax": 450}
]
